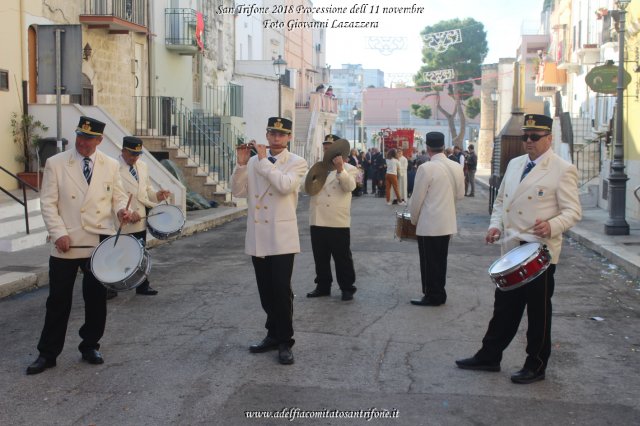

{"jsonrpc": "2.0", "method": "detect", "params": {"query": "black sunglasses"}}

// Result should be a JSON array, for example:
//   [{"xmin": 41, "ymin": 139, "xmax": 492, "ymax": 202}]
[{"xmin": 521, "ymin": 133, "xmax": 550, "ymax": 142}]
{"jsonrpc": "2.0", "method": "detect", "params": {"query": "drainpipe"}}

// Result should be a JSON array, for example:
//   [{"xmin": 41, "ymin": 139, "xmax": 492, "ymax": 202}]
[{"xmin": 19, "ymin": 0, "xmax": 28, "ymax": 114}]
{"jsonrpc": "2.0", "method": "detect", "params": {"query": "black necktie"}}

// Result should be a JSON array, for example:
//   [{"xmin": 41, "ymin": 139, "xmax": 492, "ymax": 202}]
[
  {"xmin": 83, "ymin": 157, "xmax": 92, "ymax": 184},
  {"xmin": 129, "ymin": 165, "xmax": 138, "ymax": 181},
  {"xmin": 268, "ymin": 156, "xmax": 277, "ymax": 164},
  {"xmin": 520, "ymin": 161, "xmax": 535, "ymax": 181}
]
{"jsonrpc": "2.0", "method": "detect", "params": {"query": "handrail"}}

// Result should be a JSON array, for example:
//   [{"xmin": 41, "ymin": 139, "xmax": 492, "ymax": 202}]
[{"xmin": 0, "ymin": 165, "xmax": 39, "ymax": 234}]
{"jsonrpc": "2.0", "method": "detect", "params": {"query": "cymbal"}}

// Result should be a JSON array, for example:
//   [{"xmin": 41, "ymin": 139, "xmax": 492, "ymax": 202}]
[
  {"xmin": 323, "ymin": 138, "xmax": 350, "ymax": 165},
  {"xmin": 305, "ymin": 161, "xmax": 332, "ymax": 195}
]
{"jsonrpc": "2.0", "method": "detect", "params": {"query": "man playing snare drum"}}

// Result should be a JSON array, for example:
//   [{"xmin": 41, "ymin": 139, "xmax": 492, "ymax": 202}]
[
  {"xmin": 456, "ymin": 114, "xmax": 581, "ymax": 384},
  {"xmin": 109, "ymin": 136, "xmax": 171, "ymax": 298},
  {"xmin": 26, "ymin": 116, "xmax": 133, "ymax": 375},
  {"xmin": 408, "ymin": 132, "xmax": 465, "ymax": 307}
]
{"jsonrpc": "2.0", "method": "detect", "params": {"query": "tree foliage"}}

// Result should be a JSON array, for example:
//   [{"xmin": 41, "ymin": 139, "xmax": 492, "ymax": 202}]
[
  {"xmin": 411, "ymin": 103, "xmax": 433, "ymax": 120},
  {"xmin": 465, "ymin": 97, "xmax": 481, "ymax": 119},
  {"xmin": 413, "ymin": 18, "xmax": 488, "ymax": 145}
]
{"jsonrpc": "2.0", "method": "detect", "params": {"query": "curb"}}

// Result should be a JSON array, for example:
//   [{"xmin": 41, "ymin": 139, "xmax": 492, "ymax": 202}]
[{"xmin": 0, "ymin": 207, "xmax": 248, "ymax": 299}]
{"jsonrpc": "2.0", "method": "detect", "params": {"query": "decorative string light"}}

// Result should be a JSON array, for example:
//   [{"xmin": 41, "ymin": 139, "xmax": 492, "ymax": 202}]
[
  {"xmin": 422, "ymin": 29, "xmax": 462, "ymax": 53},
  {"xmin": 422, "ymin": 69, "xmax": 455, "ymax": 85},
  {"xmin": 367, "ymin": 36, "xmax": 407, "ymax": 55}
]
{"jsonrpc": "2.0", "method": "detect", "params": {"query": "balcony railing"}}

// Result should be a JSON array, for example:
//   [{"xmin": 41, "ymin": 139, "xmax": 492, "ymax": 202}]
[
  {"xmin": 295, "ymin": 92, "xmax": 338, "ymax": 113},
  {"xmin": 203, "ymin": 84, "xmax": 243, "ymax": 117},
  {"xmin": 165, "ymin": 8, "xmax": 202, "ymax": 55},
  {"xmin": 80, "ymin": 0, "xmax": 147, "ymax": 31}
]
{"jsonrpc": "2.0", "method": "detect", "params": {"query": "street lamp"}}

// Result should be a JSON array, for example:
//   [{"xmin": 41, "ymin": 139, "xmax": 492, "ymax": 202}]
[
  {"xmin": 352, "ymin": 105, "xmax": 358, "ymax": 148},
  {"xmin": 605, "ymin": 0, "xmax": 632, "ymax": 235},
  {"xmin": 490, "ymin": 88, "xmax": 498, "ymax": 141},
  {"xmin": 273, "ymin": 55, "xmax": 287, "ymax": 117},
  {"xmin": 489, "ymin": 88, "xmax": 499, "ymax": 213}
]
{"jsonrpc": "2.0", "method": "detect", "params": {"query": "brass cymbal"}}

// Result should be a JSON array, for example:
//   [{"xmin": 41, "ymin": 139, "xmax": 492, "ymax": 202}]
[
  {"xmin": 323, "ymin": 138, "xmax": 350, "ymax": 165},
  {"xmin": 304, "ymin": 161, "xmax": 332, "ymax": 195}
]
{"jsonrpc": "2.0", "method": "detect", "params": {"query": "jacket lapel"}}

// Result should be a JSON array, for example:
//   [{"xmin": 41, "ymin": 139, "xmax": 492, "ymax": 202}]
[
  {"xmin": 511, "ymin": 155, "xmax": 551, "ymax": 203},
  {"xmin": 65, "ymin": 151, "xmax": 89, "ymax": 194}
]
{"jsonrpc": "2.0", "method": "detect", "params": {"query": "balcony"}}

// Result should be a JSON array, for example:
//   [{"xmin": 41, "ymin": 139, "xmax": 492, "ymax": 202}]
[
  {"xmin": 296, "ymin": 93, "xmax": 338, "ymax": 114},
  {"xmin": 79, "ymin": 0, "xmax": 147, "ymax": 34},
  {"xmin": 535, "ymin": 62, "xmax": 566, "ymax": 97},
  {"xmin": 576, "ymin": 44, "xmax": 601, "ymax": 65},
  {"xmin": 165, "ymin": 9, "xmax": 203, "ymax": 55}
]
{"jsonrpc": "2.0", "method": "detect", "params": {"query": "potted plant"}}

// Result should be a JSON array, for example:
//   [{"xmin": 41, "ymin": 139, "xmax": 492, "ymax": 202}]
[{"xmin": 10, "ymin": 112, "xmax": 49, "ymax": 189}]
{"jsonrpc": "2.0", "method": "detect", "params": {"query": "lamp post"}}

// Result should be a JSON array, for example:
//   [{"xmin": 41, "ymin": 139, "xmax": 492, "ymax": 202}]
[
  {"xmin": 605, "ymin": 0, "xmax": 632, "ymax": 235},
  {"xmin": 489, "ymin": 88, "xmax": 499, "ymax": 213},
  {"xmin": 352, "ymin": 105, "xmax": 358, "ymax": 149},
  {"xmin": 273, "ymin": 55, "xmax": 287, "ymax": 117}
]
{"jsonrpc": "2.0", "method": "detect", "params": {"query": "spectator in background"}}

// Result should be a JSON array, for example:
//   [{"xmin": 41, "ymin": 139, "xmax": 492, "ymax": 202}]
[
  {"xmin": 465, "ymin": 144, "xmax": 478, "ymax": 197},
  {"xmin": 324, "ymin": 86, "xmax": 335, "ymax": 98}
]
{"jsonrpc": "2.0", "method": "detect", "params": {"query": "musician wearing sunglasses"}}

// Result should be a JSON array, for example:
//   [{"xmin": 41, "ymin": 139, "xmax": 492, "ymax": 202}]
[
  {"xmin": 456, "ymin": 113, "xmax": 582, "ymax": 384},
  {"xmin": 231, "ymin": 117, "xmax": 308, "ymax": 365}
]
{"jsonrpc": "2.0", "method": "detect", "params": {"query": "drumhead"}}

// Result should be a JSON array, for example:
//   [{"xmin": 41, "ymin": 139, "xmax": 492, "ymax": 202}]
[
  {"xmin": 91, "ymin": 235, "xmax": 144, "ymax": 283},
  {"xmin": 489, "ymin": 242, "xmax": 542, "ymax": 274},
  {"xmin": 147, "ymin": 204, "xmax": 185, "ymax": 233}
]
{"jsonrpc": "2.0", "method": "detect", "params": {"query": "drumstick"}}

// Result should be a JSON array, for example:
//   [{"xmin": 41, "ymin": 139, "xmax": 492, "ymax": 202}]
[
  {"xmin": 141, "ymin": 211, "xmax": 166, "ymax": 219},
  {"xmin": 114, "ymin": 194, "xmax": 133, "ymax": 247},
  {"xmin": 69, "ymin": 245, "xmax": 95, "ymax": 249},
  {"xmin": 493, "ymin": 213, "xmax": 562, "ymax": 245}
]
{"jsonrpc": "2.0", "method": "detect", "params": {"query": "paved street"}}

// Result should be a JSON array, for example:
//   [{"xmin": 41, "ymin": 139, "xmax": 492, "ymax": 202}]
[{"xmin": 1, "ymin": 185, "xmax": 639, "ymax": 425}]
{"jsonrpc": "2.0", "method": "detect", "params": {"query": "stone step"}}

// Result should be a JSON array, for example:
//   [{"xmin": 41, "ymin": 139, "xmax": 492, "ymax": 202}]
[
  {"xmin": 0, "ymin": 214, "xmax": 46, "ymax": 238},
  {"xmin": 0, "ymin": 198, "xmax": 41, "ymax": 219},
  {"xmin": 0, "ymin": 230, "xmax": 49, "ymax": 252}
]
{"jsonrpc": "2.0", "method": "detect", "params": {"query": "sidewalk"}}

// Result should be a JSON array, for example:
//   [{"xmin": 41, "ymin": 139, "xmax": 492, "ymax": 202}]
[
  {"xmin": 475, "ymin": 167, "xmax": 640, "ymax": 279},
  {"xmin": 0, "ymin": 205, "xmax": 247, "ymax": 298}
]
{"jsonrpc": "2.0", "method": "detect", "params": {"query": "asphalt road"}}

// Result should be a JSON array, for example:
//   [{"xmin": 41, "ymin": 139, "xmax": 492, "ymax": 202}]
[{"xmin": 1, "ymin": 185, "xmax": 639, "ymax": 425}]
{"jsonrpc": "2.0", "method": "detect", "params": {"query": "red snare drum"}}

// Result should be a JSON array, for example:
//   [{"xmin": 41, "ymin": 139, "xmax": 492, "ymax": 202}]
[{"xmin": 488, "ymin": 243, "xmax": 551, "ymax": 291}]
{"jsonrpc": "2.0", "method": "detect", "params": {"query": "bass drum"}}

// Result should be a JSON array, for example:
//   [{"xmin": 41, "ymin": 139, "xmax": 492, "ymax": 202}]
[
  {"xmin": 395, "ymin": 211, "xmax": 417, "ymax": 241},
  {"xmin": 90, "ymin": 234, "xmax": 151, "ymax": 292}
]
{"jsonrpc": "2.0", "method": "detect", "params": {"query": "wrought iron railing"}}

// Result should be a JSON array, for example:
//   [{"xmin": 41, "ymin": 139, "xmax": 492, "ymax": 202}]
[
  {"xmin": 82, "ymin": 0, "xmax": 147, "ymax": 27},
  {"xmin": 573, "ymin": 140, "xmax": 602, "ymax": 188},
  {"xmin": 134, "ymin": 96, "xmax": 239, "ymax": 185},
  {"xmin": 165, "ymin": 8, "xmax": 202, "ymax": 51},
  {"xmin": 203, "ymin": 84, "xmax": 243, "ymax": 117},
  {"xmin": 0, "ymin": 166, "xmax": 38, "ymax": 234}
]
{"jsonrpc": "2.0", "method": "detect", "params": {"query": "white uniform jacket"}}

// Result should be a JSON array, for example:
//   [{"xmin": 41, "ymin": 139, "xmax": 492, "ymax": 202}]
[
  {"xmin": 40, "ymin": 149, "xmax": 128, "ymax": 259},
  {"xmin": 308, "ymin": 163, "xmax": 358, "ymax": 228},
  {"xmin": 408, "ymin": 153, "xmax": 465, "ymax": 236},
  {"xmin": 490, "ymin": 151, "xmax": 582, "ymax": 264},
  {"xmin": 116, "ymin": 156, "xmax": 159, "ymax": 234},
  {"xmin": 231, "ymin": 149, "xmax": 308, "ymax": 257}
]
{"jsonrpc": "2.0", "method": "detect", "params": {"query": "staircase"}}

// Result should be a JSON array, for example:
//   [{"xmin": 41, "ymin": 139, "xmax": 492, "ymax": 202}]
[{"xmin": 0, "ymin": 193, "xmax": 48, "ymax": 252}]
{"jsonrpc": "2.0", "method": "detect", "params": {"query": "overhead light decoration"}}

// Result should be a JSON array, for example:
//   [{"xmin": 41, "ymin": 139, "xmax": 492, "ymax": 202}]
[
  {"xmin": 422, "ymin": 29, "xmax": 462, "ymax": 53},
  {"xmin": 422, "ymin": 69, "xmax": 455, "ymax": 86},
  {"xmin": 367, "ymin": 36, "xmax": 407, "ymax": 55}
]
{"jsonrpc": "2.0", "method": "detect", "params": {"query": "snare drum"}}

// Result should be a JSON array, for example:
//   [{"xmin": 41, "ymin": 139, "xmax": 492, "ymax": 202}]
[
  {"xmin": 488, "ymin": 243, "xmax": 551, "ymax": 291},
  {"xmin": 90, "ymin": 234, "xmax": 151, "ymax": 292},
  {"xmin": 147, "ymin": 204, "xmax": 185, "ymax": 240},
  {"xmin": 395, "ymin": 211, "xmax": 417, "ymax": 241}
]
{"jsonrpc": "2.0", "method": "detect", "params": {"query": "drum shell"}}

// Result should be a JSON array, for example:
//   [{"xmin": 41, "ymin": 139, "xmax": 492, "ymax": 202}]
[
  {"xmin": 488, "ymin": 243, "xmax": 551, "ymax": 291},
  {"xmin": 90, "ymin": 235, "xmax": 151, "ymax": 292},
  {"xmin": 395, "ymin": 211, "xmax": 417, "ymax": 241},
  {"xmin": 146, "ymin": 204, "xmax": 185, "ymax": 240}
]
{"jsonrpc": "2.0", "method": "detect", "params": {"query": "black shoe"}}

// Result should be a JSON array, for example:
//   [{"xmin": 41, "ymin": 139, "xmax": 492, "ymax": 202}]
[
  {"xmin": 410, "ymin": 296, "xmax": 444, "ymax": 306},
  {"xmin": 136, "ymin": 287, "xmax": 158, "ymax": 295},
  {"xmin": 249, "ymin": 337, "xmax": 279, "ymax": 353},
  {"xmin": 455, "ymin": 356, "xmax": 500, "ymax": 372},
  {"xmin": 278, "ymin": 344, "xmax": 294, "ymax": 365},
  {"xmin": 341, "ymin": 286, "xmax": 357, "ymax": 301},
  {"xmin": 26, "ymin": 356, "xmax": 56, "ymax": 375},
  {"xmin": 106, "ymin": 290, "xmax": 118, "ymax": 300},
  {"xmin": 511, "ymin": 368, "xmax": 545, "ymax": 384},
  {"xmin": 81, "ymin": 349, "xmax": 104, "ymax": 365},
  {"xmin": 306, "ymin": 288, "xmax": 330, "ymax": 298},
  {"xmin": 468, "ymin": 193, "xmax": 474, "ymax": 197}
]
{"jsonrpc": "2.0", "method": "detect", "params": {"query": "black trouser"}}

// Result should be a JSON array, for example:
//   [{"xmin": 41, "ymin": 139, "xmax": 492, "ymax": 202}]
[
  {"xmin": 310, "ymin": 226, "xmax": 356, "ymax": 293},
  {"xmin": 37, "ymin": 235, "xmax": 109, "ymax": 360},
  {"xmin": 251, "ymin": 254, "xmax": 295, "ymax": 347},
  {"xmin": 476, "ymin": 264, "xmax": 556, "ymax": 372},
  {"xmin": 417, "ymin": 235, "xmax": 451, "ymax": 303},
  {"xmin": 129, "ymin": 230, "xmax": 150, "ymax": 292},
  {"xmin": 362, "ymin": 169, "xmax": 369, "ymax": 193}
]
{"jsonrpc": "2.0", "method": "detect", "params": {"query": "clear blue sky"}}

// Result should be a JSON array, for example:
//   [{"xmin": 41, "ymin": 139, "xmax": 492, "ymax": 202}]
[{"xmin": 311, "ymin": 0, "xmax": 541, "ymax": 85}]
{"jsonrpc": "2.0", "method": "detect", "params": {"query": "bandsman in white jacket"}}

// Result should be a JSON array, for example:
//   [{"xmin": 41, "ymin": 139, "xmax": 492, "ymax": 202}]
[
  {"xmin": 110, "ymin": 136, "xmax": 171, "ymax": 298},
  {"xmin": 456, "ymin": 113, "xmax": 582, "ymax": 384},
  {"xmin": 26, "ymin": 116, "xmax": 133, "ymax": 375},
  {"xmin": 306, "ymin": 135, "xmax": 359, "ymax": 301},
  {"xmin": 231, "ymin": 117, "xmax": 308, "ymax": 365},
  {"xmin": 408, "ymin": 131, "xmax": 465, "ymax": 307}
]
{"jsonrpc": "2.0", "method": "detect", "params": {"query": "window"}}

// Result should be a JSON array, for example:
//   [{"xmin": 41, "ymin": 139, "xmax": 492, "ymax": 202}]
[{"xmin": 0, "ymin": 70, "xmax": 8, "ymax": 91}]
